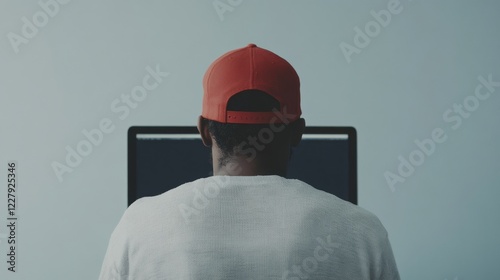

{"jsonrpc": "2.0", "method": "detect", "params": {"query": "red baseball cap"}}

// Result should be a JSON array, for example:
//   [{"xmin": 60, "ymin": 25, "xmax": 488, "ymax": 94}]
[{"xmin": 202, "ymin": 44, "xmax": 301, "ymax": 124}]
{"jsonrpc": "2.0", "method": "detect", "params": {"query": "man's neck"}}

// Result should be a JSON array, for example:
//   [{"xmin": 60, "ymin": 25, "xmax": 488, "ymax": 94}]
[{"xmin": 213, "ymin": 157, "xmax": 286, "ymax": 177}]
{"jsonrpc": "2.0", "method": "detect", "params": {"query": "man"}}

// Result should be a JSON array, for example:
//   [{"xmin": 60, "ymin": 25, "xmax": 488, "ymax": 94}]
[{"xmin": 99, "ymin": 44, "xmax": 400, "ymax": 279}]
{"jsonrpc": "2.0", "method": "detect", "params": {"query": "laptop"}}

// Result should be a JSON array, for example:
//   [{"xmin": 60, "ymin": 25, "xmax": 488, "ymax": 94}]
[{"xmin": 128, "ymin": 126, "xmax": 357, "ymax": 206}]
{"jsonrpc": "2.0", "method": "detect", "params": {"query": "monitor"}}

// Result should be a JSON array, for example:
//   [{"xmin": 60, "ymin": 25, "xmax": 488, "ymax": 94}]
[{"xmin": 128, "ymin": 126, "xmax": 357, "ymax": 206}]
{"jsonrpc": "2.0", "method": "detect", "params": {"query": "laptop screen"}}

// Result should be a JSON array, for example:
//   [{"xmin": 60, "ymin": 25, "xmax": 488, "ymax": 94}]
[{"xmin": 128, "ymin": 127, "xmax": 357, "ymax": 206}]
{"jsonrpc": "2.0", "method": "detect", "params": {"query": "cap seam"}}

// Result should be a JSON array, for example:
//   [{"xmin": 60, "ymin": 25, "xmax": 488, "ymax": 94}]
[{"xmin": 250, "ymin": 46, "xmax": 254, "ymax": 88}]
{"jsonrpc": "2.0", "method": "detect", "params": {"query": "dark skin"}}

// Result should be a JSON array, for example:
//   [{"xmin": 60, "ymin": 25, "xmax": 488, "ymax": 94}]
[{"xmin": 197, "ymin": 116, "xmax": 306, "ymax": 177}]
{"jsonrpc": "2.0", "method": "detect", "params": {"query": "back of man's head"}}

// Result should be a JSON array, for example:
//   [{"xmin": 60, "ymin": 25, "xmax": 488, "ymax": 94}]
[{"xmin": 198, "ymin": 44, "xmax": 305, "ymax": 176}]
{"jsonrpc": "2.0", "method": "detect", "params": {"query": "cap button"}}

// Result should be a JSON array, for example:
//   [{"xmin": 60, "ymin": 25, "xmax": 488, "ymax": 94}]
[{"xmin": 247, "ymin": 43, "xmax": 257, "ymax": 48}]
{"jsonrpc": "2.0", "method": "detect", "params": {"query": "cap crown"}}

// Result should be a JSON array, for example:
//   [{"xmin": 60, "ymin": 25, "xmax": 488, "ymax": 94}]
[{"xmin": 202, "ymin": 44, "xmax": 301, "ymax": 124}]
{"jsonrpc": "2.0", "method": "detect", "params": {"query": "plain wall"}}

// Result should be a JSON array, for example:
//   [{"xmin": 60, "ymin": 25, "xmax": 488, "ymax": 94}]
[{"xmin": 0, "ymin": 0, "xmax": 499, "ymax": 279}]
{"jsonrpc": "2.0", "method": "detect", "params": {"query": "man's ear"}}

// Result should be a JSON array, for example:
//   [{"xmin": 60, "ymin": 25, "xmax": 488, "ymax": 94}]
[
  {"xmin": 290, "ymin": 118, "xmax": 305, "ymax": 147},
  {"xmin": 197, "ymin": 116, "xmax": 212, "ymax": 147}
]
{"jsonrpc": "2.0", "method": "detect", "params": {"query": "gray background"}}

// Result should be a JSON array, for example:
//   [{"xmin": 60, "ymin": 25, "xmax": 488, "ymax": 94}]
[{"xmin": 0, "ymin": 0, "xmax": 499, "ymax": 279}]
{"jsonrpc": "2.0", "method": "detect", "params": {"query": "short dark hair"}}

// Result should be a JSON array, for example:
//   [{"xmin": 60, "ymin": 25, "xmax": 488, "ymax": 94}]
[{"xmin": 206, "ymin": 90, "xmax": 292, "ymax": 166}]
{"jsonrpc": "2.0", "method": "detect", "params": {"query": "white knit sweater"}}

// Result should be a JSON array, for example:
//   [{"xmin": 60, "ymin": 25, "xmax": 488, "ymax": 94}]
[{"xmin": 99, "ymin": 175, "xmax": 399, "ymax": 279}]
